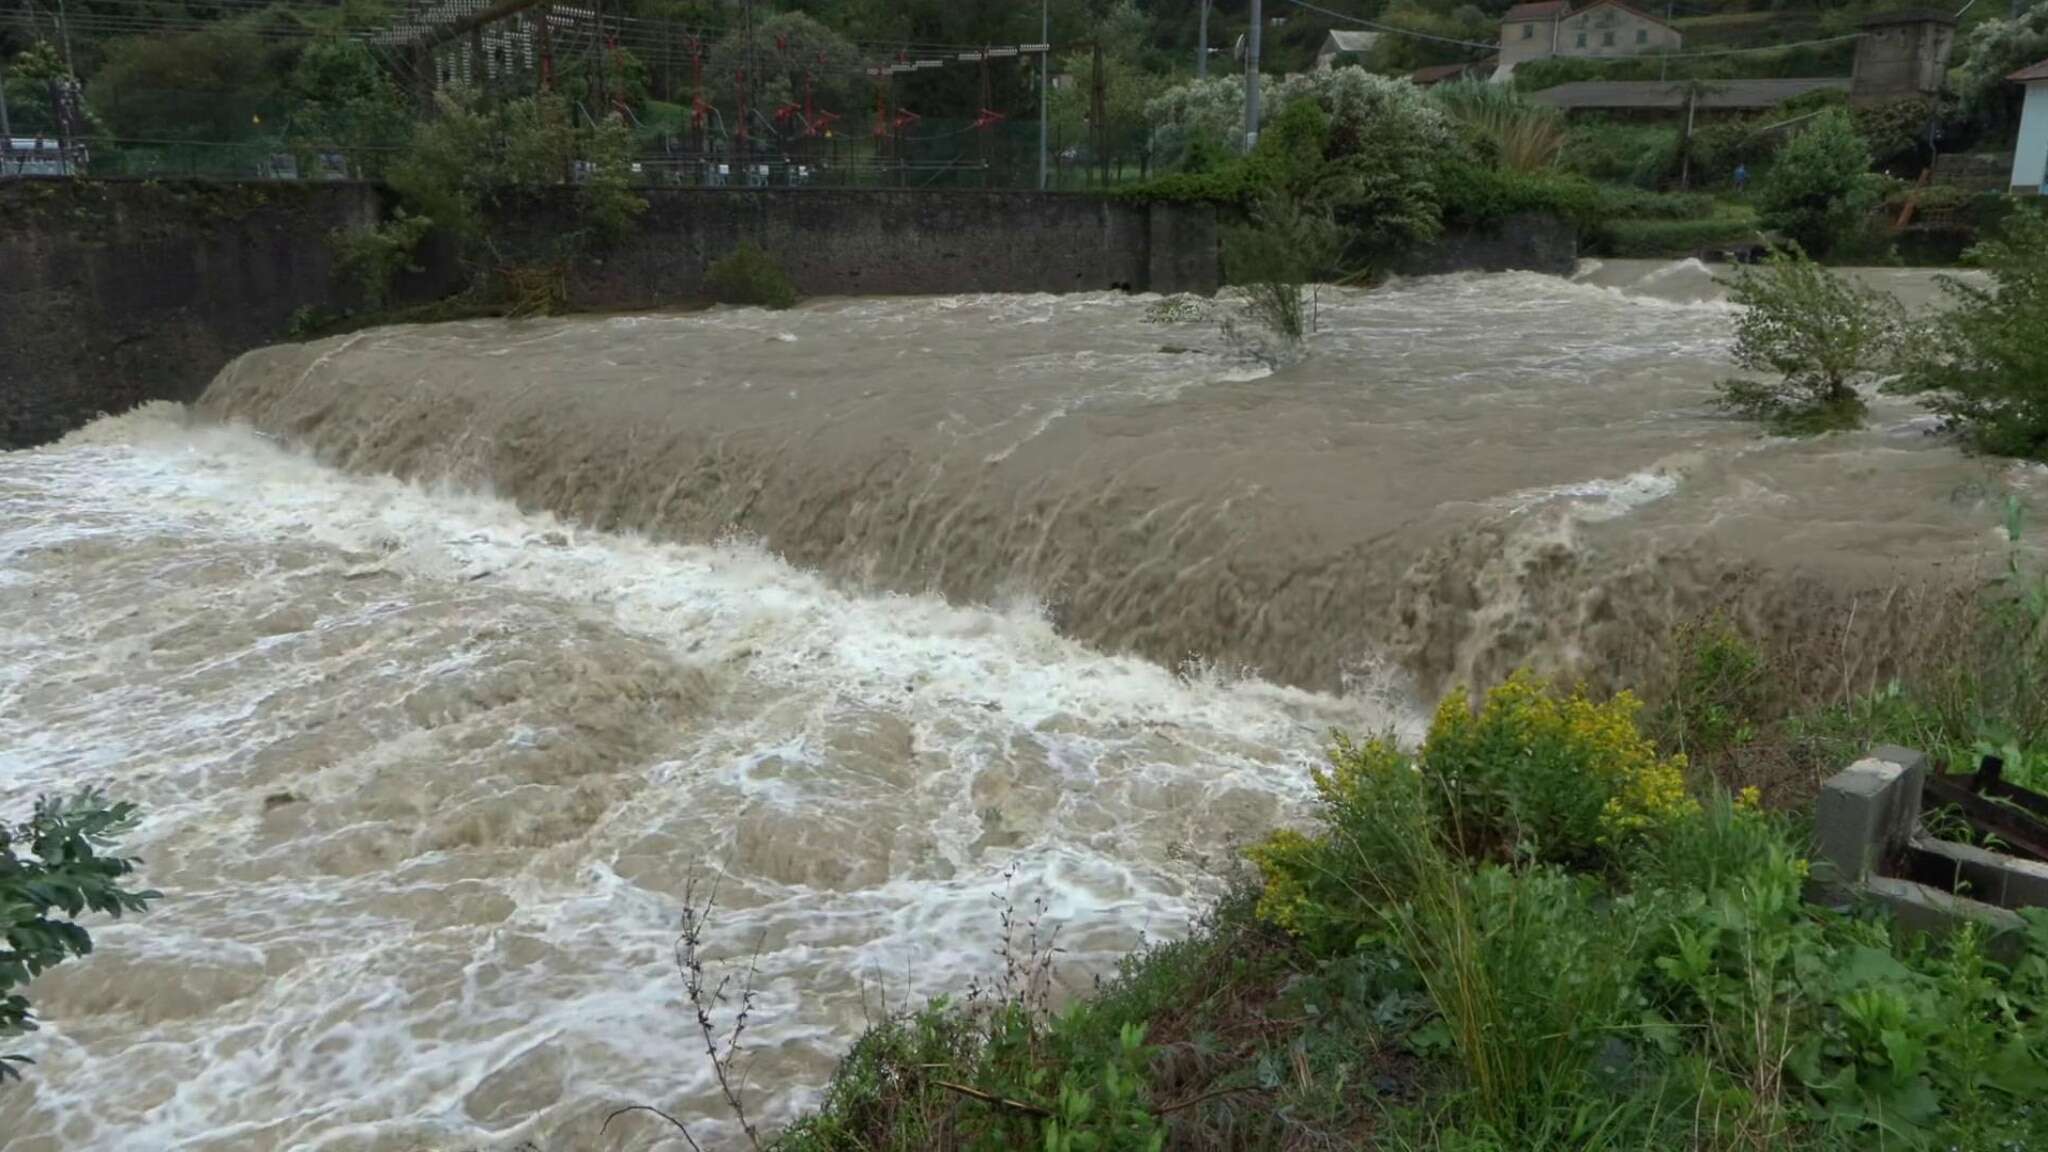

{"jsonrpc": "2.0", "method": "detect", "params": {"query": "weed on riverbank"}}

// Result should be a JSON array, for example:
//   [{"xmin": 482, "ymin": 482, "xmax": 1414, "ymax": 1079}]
[
  {"xmin": 759, "ymin": 546, "xmax": 2048, "ymax": 1151},
  {"xmin": 770, "ymin": 684, "xmax": 2048, "ymax": 1152}
]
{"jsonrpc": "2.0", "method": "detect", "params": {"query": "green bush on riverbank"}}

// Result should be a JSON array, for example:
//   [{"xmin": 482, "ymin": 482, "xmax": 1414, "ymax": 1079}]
[
  {"xmin": 1590, "ymin": 204, "xmax": 1761, "ymax": 258},
  {"xmin": 782, "ymin": 679, "xmax": 2048, "ymax": 1151},
  {"xmin": 778, "ymin": 538, "xmax": 2048, "ymax": 1150}
]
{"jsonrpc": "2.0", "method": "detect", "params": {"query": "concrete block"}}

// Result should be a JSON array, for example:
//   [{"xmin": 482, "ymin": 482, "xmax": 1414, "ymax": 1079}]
[
  {"xmin": 1869, "ymin": 744, "xmax": 1930, "ymax": 781},
  {"xmin": 1910, "ymin": 834, "xmax": 2048, "ymax": 911},
  {"xmin": 1814, "ymin": 754, "xmax": 1925, "ymax": 888},
  {"xmin": 1863, "ymin": 875, "xmax": 2026, "ymax": 961}
]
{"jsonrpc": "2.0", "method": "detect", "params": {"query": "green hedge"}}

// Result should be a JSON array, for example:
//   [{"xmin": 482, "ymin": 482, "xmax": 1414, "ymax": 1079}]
[
  {"xmin": 1436, "ymin": 160, "xmax": 1603, "ymax": 229},
  {"xmin": 1594, "ymin": 184, "xmax": 1718, "ymax": 220},
  {"xmin": 1560, "ymin": 119, "xmax": 1681, "ymax": 187},
  {"xmin": 1588, "ymin": 205, "xmax": 1763, "ymax": 257},
  {"xmin": 1513, "ymin": 39, "xmax": 1856, "ymax": 88}
]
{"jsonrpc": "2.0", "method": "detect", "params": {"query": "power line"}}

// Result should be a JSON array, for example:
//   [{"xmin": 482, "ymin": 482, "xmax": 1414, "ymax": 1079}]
[
  {"xmin": 21, "ymin": 4, "xmax": 986, "ymax": 80},
  {"xmin": 1622, "ymin": 30, "xmax": 1867, "ymax": 59},
  {"xmin": 1284, "ymin": 0, "xmax": 1868, "ymax": 60},
  {"xmin": 1279, "ymin": 0, "xmax": 1497, "ymax": 50}
]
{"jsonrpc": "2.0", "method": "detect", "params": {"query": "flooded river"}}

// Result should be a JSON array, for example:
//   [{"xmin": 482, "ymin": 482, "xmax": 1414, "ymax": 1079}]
[{"xmin": 1, "ymin": 260, "xmax": 2034, "ymax": 1150}]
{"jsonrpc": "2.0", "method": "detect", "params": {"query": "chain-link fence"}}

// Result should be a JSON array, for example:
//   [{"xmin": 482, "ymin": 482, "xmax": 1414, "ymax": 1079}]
[{"xmin": 3, "ymin": 116, "xmax": 1159, "ymax": 189}]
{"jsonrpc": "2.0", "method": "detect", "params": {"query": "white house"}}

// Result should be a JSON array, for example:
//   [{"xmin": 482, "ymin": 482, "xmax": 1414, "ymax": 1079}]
[
  {"xmin": 2013, "ymin": 57, "xmax": 2048, "ymax": 194},
  {"xmin": 1499, "ymin": 0, "xmax": 1680, "ymax": 74}
]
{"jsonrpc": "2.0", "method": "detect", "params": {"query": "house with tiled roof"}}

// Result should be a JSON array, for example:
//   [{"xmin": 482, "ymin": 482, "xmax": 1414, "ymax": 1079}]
[
  {"xmin": 1498, "ymin": 0, "xmax": 1679, "ymax": 73},
  {"xmin": 1315, "ymin": 29, "xmax": 1380, "ymax": 71},
  {"xmin": 2013, "ymin": 57, "xmax": 2048, "ymax": 193}
]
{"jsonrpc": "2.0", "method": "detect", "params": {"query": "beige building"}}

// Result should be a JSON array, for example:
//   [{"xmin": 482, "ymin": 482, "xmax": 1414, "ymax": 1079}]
[{"xmin": 1499, "ymin": 0, "xmax": 1680, "ymax": 72}]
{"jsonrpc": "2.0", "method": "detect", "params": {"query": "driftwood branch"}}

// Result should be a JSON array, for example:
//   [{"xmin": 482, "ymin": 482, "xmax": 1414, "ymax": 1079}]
[
  {"xmin": 600, "ymin": 1104, "xmax": 705, "ymax": 1152},
  {"xmin": 1153, "ymin": 1082, "xmax": 1268, "ymax": 1116},
  {"xmin": 933, "ymin": 1079, "xmax": 1055, "ymax": 1117},
  {"xmin": 933, "ymin": 1077, "xmax": 1266, "ymax": 1122}
]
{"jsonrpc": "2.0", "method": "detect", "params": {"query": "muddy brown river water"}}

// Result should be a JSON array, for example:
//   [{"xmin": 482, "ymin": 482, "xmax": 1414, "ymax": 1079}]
[{"xmin": 2, "ymin": 260, "xmax": 2037, "ymax": 1150}]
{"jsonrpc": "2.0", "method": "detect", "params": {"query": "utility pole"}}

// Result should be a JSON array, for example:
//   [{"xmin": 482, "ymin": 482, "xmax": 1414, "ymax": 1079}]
[
  {"xmin": 53, "ymin": 0, "xmax": 76, "ymax": 165},
  {"xmin": 1037, "ymin": 0, "xmax": 1048, "ymax": 190},
  {"xmin": 52, "ymin": 0, "xmax": 76, "ymax": 80},
  {"xmin": 1197, "ymin": 0, "xmax": 1210, "ymax": 78},
  {"xmin": 0, "ymin": 57, "xmax": 13, "ymax": 175},
  {"xmin": 1679, "ymin": 81, "xmax": 1697, "ymax": 189},
  {"xmin": 537, "ymin": 3, "xmax": 554, "ymax": 93},
  {"xmin": 1659, "ymin": 0, "xmax": 1671, "ymax": 81},
  {"xmin": 1091, "ymin": 38, "xmax": 1105, "ymax": 186},
  {"xmin": 592, "ymin": 0, "xmax": 607, "ymax": 111},
  {"xmin": 744, "ymin": 0, "xmax": 756, "ymax": 144},
  {"xmin": 1245, "ymin": 0, "xmax": 1261, "ymax": 151}
]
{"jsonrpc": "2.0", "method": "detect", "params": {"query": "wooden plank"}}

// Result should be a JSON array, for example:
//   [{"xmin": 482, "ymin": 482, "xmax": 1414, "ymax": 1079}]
[{"xmin": 1923, "ymin": 773, "xmax": 2048, "ymax": 863}]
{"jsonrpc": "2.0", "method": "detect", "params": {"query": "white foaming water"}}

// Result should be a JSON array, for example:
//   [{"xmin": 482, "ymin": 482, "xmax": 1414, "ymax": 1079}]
[
  {"xmin": 0, "ymin": 406, "xmax": 1393, "ymax": 1151},
  {"xmin": 8, "ymin": 263, "xmax": 2019, "ymax": 1150},
  {"xmin": 1493, "ymin": 467, "xmax": 1687, "ymax": 523}
]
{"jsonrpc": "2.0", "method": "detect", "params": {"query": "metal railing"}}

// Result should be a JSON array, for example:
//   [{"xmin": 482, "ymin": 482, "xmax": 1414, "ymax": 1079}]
[{"xmin": 0, "ymin": 122, "xmax": 1157, "ymax": 191}]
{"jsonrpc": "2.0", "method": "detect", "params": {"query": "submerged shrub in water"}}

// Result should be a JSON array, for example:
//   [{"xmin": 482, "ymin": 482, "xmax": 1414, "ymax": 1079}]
[
  {"xmin": 1716, "ymin": 245, "xmax": 1901, "ymax": 435},
  {"xmin": 705, "ymin": 241, "xmax": 798, "ymax": 310}
]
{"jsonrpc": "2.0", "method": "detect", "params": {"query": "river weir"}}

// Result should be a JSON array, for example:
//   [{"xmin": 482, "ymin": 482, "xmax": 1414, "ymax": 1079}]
[{"xmin": 1, "ymin": 261, "xmax": 2037, "ymax": 1150}]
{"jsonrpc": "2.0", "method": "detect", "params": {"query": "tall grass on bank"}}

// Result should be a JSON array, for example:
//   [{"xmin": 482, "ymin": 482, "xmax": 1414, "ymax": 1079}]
[
  {"xmin": 1641, "ymin": 498, "xmax": 2048, "ymax": 803},
  {"xmin": 718, "ymin": 525, "xmax": 2048, "ymax": 1151},
  {"xmin": 1430, "ymin": 80, "xmax": 1567, "ymax": 174},
  {"xmin": 771, "ymin": 652, "xmax": 2048, "ymax": 1152}
]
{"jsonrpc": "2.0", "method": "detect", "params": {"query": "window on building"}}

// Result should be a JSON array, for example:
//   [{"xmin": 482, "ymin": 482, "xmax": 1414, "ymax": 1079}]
[
  {"xmin": 1602, "ymin": 29, "xmax": 1615, "ymax": 45},
  {"xmin": 1576, "ymin": 31, "xmax": 1587, "ymax": 47},
  {"xmin": 1522, "ymin": 22, "xmax": 1534, "ymax": 38},
  {"xmin": 1636, "ymin": 28, "xmax": 1648, "ymax": 43}
]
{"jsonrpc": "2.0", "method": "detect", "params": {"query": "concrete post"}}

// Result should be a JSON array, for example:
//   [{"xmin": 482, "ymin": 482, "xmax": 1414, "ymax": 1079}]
[
  {"xmin": 1812, "ymin": 746, "xmax": 1926, "ymax": 891},
  {"xmin": 0, "ymin": 60, "xmax": 12, "ymax": 173}
]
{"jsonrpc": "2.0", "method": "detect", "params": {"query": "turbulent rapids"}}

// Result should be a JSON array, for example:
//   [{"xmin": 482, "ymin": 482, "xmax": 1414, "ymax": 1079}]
[{"xmin": 1, "ymin": 261, "xmax": 2038, "ymax": 1150}]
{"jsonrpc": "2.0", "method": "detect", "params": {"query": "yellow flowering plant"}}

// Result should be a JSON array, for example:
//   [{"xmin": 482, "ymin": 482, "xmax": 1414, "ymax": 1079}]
[
  {"xmin": 1423, "ymin": 671, "xmax": 1696, "ymax": 866},
  {"xmin": 1251, "ymin": 672, "xmax": 1698, "ymax": 949},
  {"xmin": 1246, "ymin": 731, "xmax": 1432, "ymax": 949}
]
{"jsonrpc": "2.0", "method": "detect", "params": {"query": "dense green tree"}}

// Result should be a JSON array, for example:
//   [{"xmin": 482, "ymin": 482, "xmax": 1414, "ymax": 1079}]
[
  {"xmin": 1364, "ymin": 1, "xmax": 1493, "ymax": 75},
  {"xmin": 1755, "ymin": 107, "xmax": 1878, "ymax": 257},
  {"xmin": 385, "ymin": 90, "xmax": 643, "ymax": 242},
  {"xmin": 1049, "ymin": 45, "xmax": 1169, "ymax": 166},
  {"xmin": 1954, "ymin": 6, "xmax": 2048, "ymax": 143},
  {"xmin": 1271, "ymin": 68, "xmax": 1453, "ymax": 269},
  {"xmin": 286, "ymin": 37, "xmax": 408, "ymax": 175},
  {"xmin": 557, "ymin": 44, "xmax": 653, "ymax": 118},
  {"xmin": 1145, "ymin": 73, "xmax": 1245, "ymax": 166},
  {"xmin": 86, "ymin": 27, "xmax": 288, "ymax": 143},
  {"xmin": 705, "ymin": 11, "xmax": 863, "ymax": 140},
  {"xmin": 2, "ymin": 40, "xmax": 72, "ymax": 136},
  {"xmin": 1891, "ymin": 213, "xmax": 2048, "ymax": 459}
]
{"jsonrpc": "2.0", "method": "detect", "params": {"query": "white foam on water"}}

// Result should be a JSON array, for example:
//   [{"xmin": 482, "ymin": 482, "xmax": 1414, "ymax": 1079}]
[
  {"xmin": 0, "ymin": 406, "xmax": 1394, "ymax": 1151},
  {"xmin": 1494, "ymin": 467, "xmax": 1685, "ymax": 523}
]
